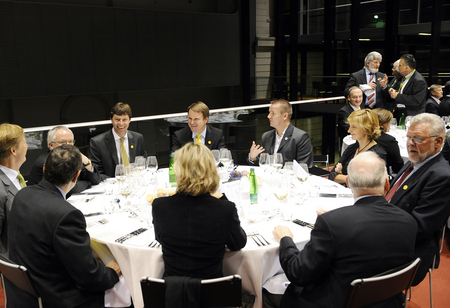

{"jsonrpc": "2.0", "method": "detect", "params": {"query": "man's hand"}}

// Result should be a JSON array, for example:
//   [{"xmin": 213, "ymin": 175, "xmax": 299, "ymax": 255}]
[
  {"xmin": 81, "ymin": 153, "xmax": 93, "ymax": 172},
  {"xmin": 273, "ymin": 226, "xmax": 293, "ymax": 242},
  {"xmin": 106, "ymin": 260, "xmax": 121, "ymax": 276},
  {"xmin": 335, "ymin": 163, "xmax": 343, "ymax": 173},
  {"xmin": 368, "ymin": 82, "xmax": 377, "ymax": 91},
  {"xmin": 379, "ymin": 74, "xmax": 388, "ymax": 88},
  {"xmin": 249, "ymin": 141, "xmax": 265, "ymax": 161},
  {"xmin": 389, "ymin": 88, "xmax": 399, "ymax": 99}
]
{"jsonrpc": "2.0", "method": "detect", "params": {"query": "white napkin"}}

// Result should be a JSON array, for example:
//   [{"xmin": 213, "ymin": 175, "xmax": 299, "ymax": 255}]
[
  {"xmin": 262, "ymin": 273, "xmax": 291, "ymax": 295},
  {"xmin": 359, "ymin": 84, "xmax": 374, "ymax": 96},
  {"xmin": 293, "ymin": 160, "xmax": 308, "ymax": 181}
]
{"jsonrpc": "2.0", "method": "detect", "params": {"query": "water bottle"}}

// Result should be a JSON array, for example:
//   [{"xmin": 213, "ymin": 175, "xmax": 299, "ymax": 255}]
[
  {"xmin": 169, "ymin": 153, "xmax": 176, "ymax": 186},
  {"xmin": 240, "ymin": 176, "xmax": 251, "ymax": 208},
  {"xmin": 249, "ymin": 168, "xmax": 258, "ymax": 204},
  {"xmin": 399, "ymin": 112, "xmax": 405, "ymax": 129}
]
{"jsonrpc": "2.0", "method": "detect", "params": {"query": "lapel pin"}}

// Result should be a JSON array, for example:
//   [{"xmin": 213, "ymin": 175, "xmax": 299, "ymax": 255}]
[
  {"xmin": 208, "ymin": 141, "xmax": 211, "ymax": 144},
  {"xmin": 285, "ymin": 137, "xmax": 288, "ymax": 140},
  {"xmin": 403, "ymin": 185, "xmax": 408, "ymax": 190},
  {"xmin": 131, "ymin": 145, "xmax": 134, "ymax": 149}
]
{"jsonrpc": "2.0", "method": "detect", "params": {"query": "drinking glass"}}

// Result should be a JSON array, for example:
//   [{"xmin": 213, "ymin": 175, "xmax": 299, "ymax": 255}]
[
  {"xmin": 115, "ymin": 164, "xmax": 126, "ymax": 182},
  {"xmin": 259, "ymin": 153, "xmax": 270, "ymax": 173},
  {"xmin": 391, "ymin": 118, "xmax": 397, "ymax": 127},
  {"xmin": 119, "ymin": 177, "xmax": 132, "ymax": 211},
  {"xmin": 147, "ymin": 156, "xmax": 158, "ymax": 174},
  {"xmin": 272, "ymin": 153, "xmax": 283, "ymax": 171},
  {"xmin": 134, "ymin": 156, "xmax": 146, "ymax": 173},
  {"xmin": 211, "ymin": 150, "xmax": 220, "ymax": 165},
  {"xmin": 272, "ymin": 174, "xmax": 289, "ymax": 216},
  {"xmin": 297, "ymin": 163, "xmax": 309, "ymax": 182},
  {"xmin": 219, "ymin": 149, "xmax": 232, "ymax": 169}
]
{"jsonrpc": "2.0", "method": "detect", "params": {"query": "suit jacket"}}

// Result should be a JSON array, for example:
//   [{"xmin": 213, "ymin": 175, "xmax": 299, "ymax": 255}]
[
  {"xmin": 443, "ymin": 138, "xmax": 450, "ymax": 163},
  {"xmin": 0, "ymin": 169, "xmax": 19, "ymax": 256},
  {"xmin": 344, "ymin": 68, "xmax": 385, "ymax": 108},
  {"xmin": 425, "ymin": 97, "xmax": 440, "ymax": 116},
  {"xmin": 382, "ymin": 76, "xmax": 402, "ymax": 113},
  {"xmin": 387, "ymin": 70, "xmax": 428, "ymax": 116},
  {"xmin": 375, "ymin": 132, "xmax": 404, "ymax": 174},
  {"xmin": 6, "ymin": 180, "xmax": 119, "ymax": 307},
  {"xmin": 438, "ymin": 96, "xmax": 450, "ymax": 117},
  {"xmin": 89, "ymin": 129, "xmax": 147, "ymax": 179},
  {"xmin": 337, "ymin": 104, "xmax": 355, "ymax": 142},
  {"xmin": 28, "ymin": 151, "xmax": 102, "ymax": 195},
  {"xmin": 279, "ymin": 196, "xmax": 417, "ymax": 308},
  {"xmin": 249, "ymin": 124, "xmax": 314, "ymax": 168},
  {"xmin": 389, "ymin": 153, "xmax": 450, "ymax": 285},
  {"xmin": 152, "ymin": 193, "xmax": 246, "ymax": 279},
  {"xmin": 170, "ymin": 125, "xmax": 226, "ymax": 153}
]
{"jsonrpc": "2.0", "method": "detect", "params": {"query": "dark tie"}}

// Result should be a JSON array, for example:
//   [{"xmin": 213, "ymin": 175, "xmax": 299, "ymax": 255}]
[{"xmin": 385, "ymin": 163, "xmax": 414, "ymax": 202}]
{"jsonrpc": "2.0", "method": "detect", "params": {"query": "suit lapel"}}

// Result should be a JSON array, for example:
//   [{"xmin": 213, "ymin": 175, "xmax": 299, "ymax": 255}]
[
  {"xmin": 278, "ymin": 124, "xmax": 293, "ymax": 152},
  {"xmin": 0, "ymin": 170, "xmax": 18, "ymax": 196},
  {"xmin": 105, "ymin": 131, "xmax": 119, "ymax": 166},
  {"xmin": 205, "ymin": 126, "xmax": 213, "ymax": 149},
  {"xmin": 128, "ymin": 132, "xmax": 136, "ymax": 162}
]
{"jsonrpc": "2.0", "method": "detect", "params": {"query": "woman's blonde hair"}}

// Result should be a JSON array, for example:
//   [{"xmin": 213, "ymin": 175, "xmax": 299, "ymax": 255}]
[
  {"xmin": 173, "ymin": 143, "xmax": 220, "ymax": 196},
  {"xmin": 347, "ymin": 109, "xmax": 381, "ymax": 140},
  {"xmin": 373, "ymin": 108, "xmax": 393, "ymax": 130}
]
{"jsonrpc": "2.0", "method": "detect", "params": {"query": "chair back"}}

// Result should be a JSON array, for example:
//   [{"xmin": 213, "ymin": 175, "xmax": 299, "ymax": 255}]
[
  {"xmin": 344, "ymin": 258, "xmax": 421, "ymax": 308},
  {"xmin": 141, "ymin": 274, "xmax": 242, "ymax": 308},
  {"xmin": 0, "ymin": 255, "xmax": 39, "ymax": 299}
]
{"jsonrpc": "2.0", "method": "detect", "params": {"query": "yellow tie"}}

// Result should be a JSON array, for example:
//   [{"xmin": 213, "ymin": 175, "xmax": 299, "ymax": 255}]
[
  {"xmin": 120, "ymin": 137, "xmax": 129, "ymax": 166},
  {"xmin": 17, "ymin": 173, "xmax": 27, "ymax": 188},
  {"xmin": 195, "ymin": 134, "xmax": 202, "ymax": 145}
]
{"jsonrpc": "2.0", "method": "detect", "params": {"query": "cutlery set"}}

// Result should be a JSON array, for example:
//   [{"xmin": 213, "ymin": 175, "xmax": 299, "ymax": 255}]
[
  {"xmin": 115, "ymin": 228, "xmax": 148, "ymax": 243},
  {"xmin": 247, "ymin": 233, "xmax": 270, "ymax": 246},
  {"xmin": 293, "ymin": 219, "xmax": 314, "ymax": 229},
  {"xmin": 148, "ymin": 240, "xmax": 161, "ymax": 248},
  {"xmin": 87, "ymin": 218, "xmax": 109, "ymax": 228}
]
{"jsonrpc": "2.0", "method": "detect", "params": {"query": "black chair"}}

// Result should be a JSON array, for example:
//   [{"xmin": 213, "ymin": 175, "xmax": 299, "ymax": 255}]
[
  {"xmin": 428, "ymin": 217, "xmax": 448, "ymax": 308},
  {"xmin": 309, "ymin": 155, "xmax": 330, "ymax": 177},
  {"xmin": 344, "ymin": 258, "xmax": 421, "ymax": 308},
  {"xmin": 0, "ymin": 255, "xmax": 42, "ymax": 308},
  {"xmin": 141, "ymin": 274, "xmax": 242, "ymax": 308}
]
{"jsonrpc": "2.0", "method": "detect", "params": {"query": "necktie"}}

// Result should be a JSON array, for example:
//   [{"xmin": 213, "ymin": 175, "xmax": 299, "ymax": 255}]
[
  {"xmin": 385, "ymin": 163, "xmax": 414, "ymax": 202},
  {"xmin": 195, "ymin": 134, "xmax": 202, "ymax": 145},
  {"xmin": 17, "ymin": 173, "xmax": 27, "ymax": 188},
  {"xmin": 398, "ymin": 77, "xmax": 407, "ymax": 93},
  {"xmin": 367, "ymin": 73, "xmax": 375, "ymax": 108},
  {"xmin": 120, "ymin": 137, "xmax": 129, "ymax": 166}
]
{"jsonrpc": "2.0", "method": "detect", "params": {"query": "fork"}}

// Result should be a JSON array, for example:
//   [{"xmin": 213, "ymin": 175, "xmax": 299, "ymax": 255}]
[
  {"xmin": 87, "ymin": 219, "xmax": 109, "ymax": 228},
  {"xmin": 247, "ymin": 233, "xmax": 270, "ymax": 246},
  {"xmin": 148, "ymin": 240, "xmax": 160, "ymax": 248}
]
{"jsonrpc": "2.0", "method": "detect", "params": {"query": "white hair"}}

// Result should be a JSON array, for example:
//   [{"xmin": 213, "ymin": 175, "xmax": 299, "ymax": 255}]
[
  {"xmin": 364, "ymin": 51, "xmax": 382, "ymax": 66},
  {"xmin": 348, "ymin": 152, "xmax": 387, "ymax": 191}
]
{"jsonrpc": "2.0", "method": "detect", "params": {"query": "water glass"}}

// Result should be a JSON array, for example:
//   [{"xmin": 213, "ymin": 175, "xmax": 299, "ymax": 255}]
[
  {"xmin": 211, "ymin": 150, "xmax": 220, "ymax": 165},
  {"xmin": 259, "ymin": 153, "xmax": 270, "ymax": 172},
  {"xmin": 147, "ymin": 156, "xmax": 158, "ymax": 174},
  {"xmin": 272, "ymin": 153, "xmax": 283, "ymax": 171}
]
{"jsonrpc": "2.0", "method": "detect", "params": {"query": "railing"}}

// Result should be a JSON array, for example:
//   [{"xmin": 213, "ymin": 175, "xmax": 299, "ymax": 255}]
[{"xmin": 22, "ymin": 96, "xmax": 345, "ymax": 177}]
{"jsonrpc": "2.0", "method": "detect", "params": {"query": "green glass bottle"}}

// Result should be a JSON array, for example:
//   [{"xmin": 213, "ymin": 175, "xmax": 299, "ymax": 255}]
[
  {"xmin": 169, "ymin": 153, "xmax": 176, "ymax": 186},
  {"xmin": 399, "ymin": 112, "xmax": 405, "ymax": 129},
  {"xmin": 249, "ymin": 168, "xmax": 258, "ymax": 204}
]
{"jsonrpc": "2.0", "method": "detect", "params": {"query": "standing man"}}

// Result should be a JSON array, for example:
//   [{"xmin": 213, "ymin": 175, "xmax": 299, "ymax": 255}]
[
  {"xmin": 337, "ymin": 86, "xmax": 363, "ymax": 142},
  {"xmin": 425, "ymin": 84, "xmax": 443, "ymax": 115},
  {"xmin": 170, "ymin": 101, "xmax": 226, "ymax": 153},
  {"xmin": 265, "ymin": 152, "xmax": 417, "ymax": 308},
  {"xmin": 387, "ymin": 54, "xmax": 428, "ymax": 116},
  {"xmin": 344, "ymin": 51, "xmax": 387, "ymax": 109},
  {"xmin": 0, "ymin": 123, "xmax": 27, "ymax": 255},
  {"xmin": 28, "ymin": 126, "xmax": 102, "ymax": 194},
  {"xmin": 380, "ymin": 59, "xmax": 403, "ymax": 114},
  {"xmin": 248, "ymin": 99, "xmax": 313, "ymax": 167},
  {"xmin": 6, "ymin": 145, "xmax": 120, "ymax": 307},
  {"xmin": 89, "ymin": 102, "xmax": 147, "ymax": 179},
  {"xmin": 386, "ymin": 113, "xmax": 450, "ymax": 285}
]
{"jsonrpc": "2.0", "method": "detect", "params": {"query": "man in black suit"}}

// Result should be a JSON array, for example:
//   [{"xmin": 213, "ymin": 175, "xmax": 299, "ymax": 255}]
[
  {"xmin": 265, "ymin": 152, "xmax": 417, "ymax": 308},
  {"xmin": 425, "ymin": 84, "xmax": 442, "ymax": 116},
  {"xmin": 89, "ymin": 102, "xmax": 147, "ymax": 179},
  {"xmin": 387, "ymin": 54, "xmax": 428, "ymax": 116},
  {"xmin": 0, "ymin": 123, "xmax": 27, "ymax": 256},
  {"xmin": 28, "ymin": 126, "xmax": 101, "ymax": 194},
  {"xmin": 337, "ymin": 86, "xmax": 362, "ymax": 142},
  {"xmin": 386, "ymin": 113, "xmax": 450, "ymax": 285},
  {"xmin": 6, "ymin": 145, "xmax": 121, "ymax": 307},
  {"xmin": 248, "ymin": 99, "xmax": 313, "ymax": 167},
  {"xmin": 170, "ymin": 101, "xmax": 226, "ymax": 153},
  {"xmin": 344, "ymin": 51, "xmax": 388, "ymax": 109}
]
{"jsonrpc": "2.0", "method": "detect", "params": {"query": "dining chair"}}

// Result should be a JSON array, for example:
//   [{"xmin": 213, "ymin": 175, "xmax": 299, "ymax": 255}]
[
  {"xmin": 310, "ymin": 155, "xmax": 330, "ymax": 177},
  {"xmin": 140, "ymin": 274, "xmax": 242, "ymax": 308},
  {"xmin": 428, "ymin": 217, "xmax": 448, "ymax": 308},
  {"xmin": 344, "ymin": 258, "xmax": 421, "ymax": 308},
  {"xmin": 0, "ymin": 255, "xmax": 43, "ymax": 308}
]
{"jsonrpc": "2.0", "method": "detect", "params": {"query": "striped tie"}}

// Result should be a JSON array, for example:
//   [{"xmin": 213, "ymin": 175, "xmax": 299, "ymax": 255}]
[{"xmin": 367, "ymin": 73, "xmax": 375, "ymax": 108}]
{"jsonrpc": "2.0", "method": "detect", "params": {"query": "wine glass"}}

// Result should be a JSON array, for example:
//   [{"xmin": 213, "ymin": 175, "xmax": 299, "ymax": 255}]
[
  {"xmin": 134, "ymin": 156, "xmax": 146, "ymax": 173},
  {"xmin": 272, "ymin": 153, "xmax": 283, "ymax": 171},
  {"xmin": 297, "ymin": 163, "xmax": 309, "ymax": 182},
  {"xmin": 259, "ymin": 153, "xmax": 270, "ymax": 173},
  {"xmin": 219, "ymin": 149, "xmax": 232, "ymax": 170},
  {"xmin": 211, "ymin": 150, "xmax": 220, "ymax": 165},
  {"xmin": 115, "ymin": 164, "xmax": 126, "ymax": 182},
  {"xmin": 147, "ymin": 156, "xmax": 158, "ymax": 174},
  {"xmin": 119, "ymin": 177, "xmax": 132, "ymax": 211}
]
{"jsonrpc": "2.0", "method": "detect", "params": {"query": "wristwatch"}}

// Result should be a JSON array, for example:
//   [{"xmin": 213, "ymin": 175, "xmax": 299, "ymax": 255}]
[{"xmin": 83, "ymin": 159, "xmax": 91, "ymax": 167}]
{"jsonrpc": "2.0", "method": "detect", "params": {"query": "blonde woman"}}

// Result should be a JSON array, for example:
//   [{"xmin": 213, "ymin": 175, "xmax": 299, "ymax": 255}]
[
  {"xmin": 330, "ymin": 109, "xmax": 386, "ymax": 184},
  {"xmin": 152, "ymin": 143, "xmax": 246, "ymax": 279},
  {"xmin": 373, "ymin": 108, "xmax": 404, "ymax": 174}
]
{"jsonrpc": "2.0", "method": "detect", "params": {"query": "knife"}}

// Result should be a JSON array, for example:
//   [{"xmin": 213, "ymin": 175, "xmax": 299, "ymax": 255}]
[{"xmin": 84, "ymin": 212, "xmax": 104, "ymax": 217}]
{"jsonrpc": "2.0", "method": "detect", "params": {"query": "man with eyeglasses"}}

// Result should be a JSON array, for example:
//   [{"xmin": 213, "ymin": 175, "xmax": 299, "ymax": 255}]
[
  {"xmin": 28, "ymin": 126, "xmax": 102, "ymax": 195},
  {"xmin": 386, "ymin": 113, "xmax": 450, "ymax": 286}
]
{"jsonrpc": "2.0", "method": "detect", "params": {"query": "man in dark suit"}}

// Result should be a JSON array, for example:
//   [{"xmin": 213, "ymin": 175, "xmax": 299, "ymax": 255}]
[
  {"xmin": 28, "ymin": 126, "xmax": 101, "ymax": 195},
  {"xmin": 387, "ymin": 54, "xmax": 428, "ymax": 116},
  {"xmin": 0, "ymin": 123, "xmax": 27, "ymax": 256},
  {"xmin": 6, "ymin": 145, "xmax": 120, "ymax": 307},
  {"xmin": 337, "ymin": 86, "xmax": 362, "ymax": 142},
  {"xmin": 386, "ymin": 113, "xmax": 450, "ymax": 286},
  {"xmin": 425, "ymin": 84, "xmax": 442, "ymax": 115},
  {"xmin": 170, "ymin": 101, "xmax": 226, "ymax": 153},
  {"xmin": 266, "ymin": 152, "xmax": 417, "ymax": 308},
  {"xmin": 344, "ymin": 51, "xmax": 387, "ymax": 109},
  {"xmin": 89, "ymin": 102, "xmax": 147, "ymax": 179},
  {"xmin": 248, "ymin": 99, "xmax": 313, "ymax": 167}
]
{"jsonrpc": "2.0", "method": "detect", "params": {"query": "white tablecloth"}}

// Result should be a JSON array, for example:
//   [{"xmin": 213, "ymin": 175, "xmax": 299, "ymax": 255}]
[{"xmin": 72, "ymin": 169, "xmax": 354, "ymax": 308}]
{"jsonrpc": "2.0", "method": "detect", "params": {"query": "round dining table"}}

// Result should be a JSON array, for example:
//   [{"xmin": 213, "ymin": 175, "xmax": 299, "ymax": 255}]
[{"xmin": 70, "ymin": 167, "xmax": 354, "ymax": 308}]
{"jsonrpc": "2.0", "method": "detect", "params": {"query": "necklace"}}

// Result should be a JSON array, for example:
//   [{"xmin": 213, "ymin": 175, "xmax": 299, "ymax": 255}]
[{"xmin": 357, "ymin": 140, "xmax": 372, "ymax": 154}]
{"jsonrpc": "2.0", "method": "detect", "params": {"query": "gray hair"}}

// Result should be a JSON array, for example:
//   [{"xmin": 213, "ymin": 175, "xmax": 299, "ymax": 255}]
[
  {"xmin": 364, "ymin": 51, "xmax": 382, "ymax": 66},
  {"xmin": 47, "ymin": 126, "xmax": 73, "ymax": 144},
  {"xmin": 410, "ymin": 113, "xmax": 446, "ymax": 138},
  {"xmin": 348, "ymin": 152, "xmax": 387, "ymax": 191},
  {"xmin": 393, "ymin": 59, "xmax": 400, "ymax": 72}
]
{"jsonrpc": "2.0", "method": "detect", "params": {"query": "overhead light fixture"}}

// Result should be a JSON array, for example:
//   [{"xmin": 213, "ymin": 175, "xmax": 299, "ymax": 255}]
[
  {"xmin": 374, "ymin": 15, "xmax": 379, "ymax": 19},
  {"xmin": 418, "ymin": 33, "xmax": 432, "ymax": 36},
  {"xmin": 359, "ymin": 39, "xmax": 371, "ymax": 41}
]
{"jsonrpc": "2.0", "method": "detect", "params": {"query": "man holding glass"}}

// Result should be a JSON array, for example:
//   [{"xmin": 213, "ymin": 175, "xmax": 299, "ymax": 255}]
[
  {"xmin": 28, "ymin": 126, "xmax": 101, "ymax": 195},
  {"xmin": 170, "ymin": 101, "xmax": 226, "ymax": 153},
  {"xmin": 248, "ymin": 99, "xmax": 313, "ymax": 167}
]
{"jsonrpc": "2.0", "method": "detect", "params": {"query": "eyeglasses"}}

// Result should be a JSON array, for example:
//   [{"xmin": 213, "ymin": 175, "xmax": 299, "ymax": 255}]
[
  {"xmin": 406, "ymin": 136, "xmax": 438, "ymax": 144},
  {"xmin": 52, "ymin": 140, "xmax": 75, "ymax": 145}
]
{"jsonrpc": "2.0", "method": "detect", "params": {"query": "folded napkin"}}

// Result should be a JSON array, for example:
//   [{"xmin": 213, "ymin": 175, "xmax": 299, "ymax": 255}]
[
  {"xmin": 293, "ymin": 160, "xmax": 308, "ymax": 181},
  {"xmin": 359, "ymin": 84, "xmax": 374, "ymax": 96}
]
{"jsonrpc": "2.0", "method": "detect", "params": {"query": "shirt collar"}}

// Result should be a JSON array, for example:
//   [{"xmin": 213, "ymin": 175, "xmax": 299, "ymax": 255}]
[
  {"xmin": 192, "ymin": 127, "xmax": 207, "ymax": 140},
  {"xmin": 55, "ymin": 185, "xmax": 67, "ymax": 200},
  {"xmin": 412, "ymin": 151, "xmax": 440, "ymax": 171},
  {"xmin": 112, "ymin": 128, "xmax": 127, "ymax": 141}
]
